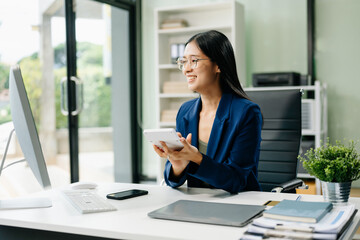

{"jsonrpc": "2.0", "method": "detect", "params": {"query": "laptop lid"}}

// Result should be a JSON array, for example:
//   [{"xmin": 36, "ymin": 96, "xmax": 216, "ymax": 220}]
[{"xmin": 148, "ymin": 200, "xmax": 265, "ymax": 227}]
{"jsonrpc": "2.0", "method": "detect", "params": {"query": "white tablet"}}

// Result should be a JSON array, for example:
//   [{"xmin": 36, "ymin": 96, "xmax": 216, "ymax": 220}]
[{"xmin": 143, "ymin": 128, "xmax": 184, "ymax": 151}]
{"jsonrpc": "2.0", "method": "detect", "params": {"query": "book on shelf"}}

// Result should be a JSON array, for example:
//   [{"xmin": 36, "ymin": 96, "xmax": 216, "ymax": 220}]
[
  {"xmin": 160, "ymin": 19, "xmax": 188, "ymax": 29},
  {"xmin": 161, "ymin": 110, "xmax": 178, "ymax": 123},
  {"xmin": 162, "ymin": 81, "xmax": 193, "ymax": 94},
  {"xmin": 263, "ymin": 200, "xmax": 333, "ymax": 223},
  {"xmin": 170, "ymin": 43, "xmax": 185, "ymax": 64}
]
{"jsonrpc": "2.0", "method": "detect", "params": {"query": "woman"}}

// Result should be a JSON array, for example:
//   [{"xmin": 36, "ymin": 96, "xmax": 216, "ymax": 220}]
[{"xmin": 153, "ymin": 30, "xmax": 262, "ymax": 194}]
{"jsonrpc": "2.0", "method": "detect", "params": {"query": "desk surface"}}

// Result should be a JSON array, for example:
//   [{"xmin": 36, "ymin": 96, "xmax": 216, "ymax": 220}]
[{"xmin": 0, "ymin": 183, "xmax": 359, "ymax": 240}]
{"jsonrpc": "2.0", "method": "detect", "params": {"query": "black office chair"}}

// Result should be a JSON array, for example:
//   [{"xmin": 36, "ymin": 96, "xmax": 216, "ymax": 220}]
[{"xmin": 247, "ymin": 89, "xmax": 307, "ymax": 193}]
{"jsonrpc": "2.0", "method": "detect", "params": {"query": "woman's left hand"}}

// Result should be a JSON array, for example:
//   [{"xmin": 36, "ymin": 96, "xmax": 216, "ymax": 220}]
[{"xmin": 169, "ymin": 133, "xmax": 203, "ymax": 165}]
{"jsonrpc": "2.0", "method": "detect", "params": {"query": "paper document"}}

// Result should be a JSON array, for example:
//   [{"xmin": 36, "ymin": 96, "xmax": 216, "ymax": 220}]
[
  {"xmin": 254, "ymin": 204, "xmax": 355, "ymax": 233},
  {"xmin": 241, "ymin": 204, "xmax": 357, "ymax": 240}
]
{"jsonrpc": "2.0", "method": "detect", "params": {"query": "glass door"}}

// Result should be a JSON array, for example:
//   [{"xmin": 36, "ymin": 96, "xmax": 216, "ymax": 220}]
[
  {"xmin": 0, "ymin": 0, "xmax": 71, "ymax": 194},
  {"xmin": 0, "ymin": 0, "xmax": 140, "ymax": 194},
  {"xmin": 63, "ymin": 0, "xmax": 140, "ymax": 183}
]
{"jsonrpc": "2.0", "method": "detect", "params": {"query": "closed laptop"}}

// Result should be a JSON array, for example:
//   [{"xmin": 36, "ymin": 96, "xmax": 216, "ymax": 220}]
[{"xmin": 148, "ymin": 200, "xmax": 265, "ymax": 227}]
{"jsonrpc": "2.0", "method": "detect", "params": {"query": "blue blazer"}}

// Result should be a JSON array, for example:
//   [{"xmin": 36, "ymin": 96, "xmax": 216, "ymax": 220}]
[{"xmin": 164, "ymin": 92, "xmax": 262, "ymax": 193}]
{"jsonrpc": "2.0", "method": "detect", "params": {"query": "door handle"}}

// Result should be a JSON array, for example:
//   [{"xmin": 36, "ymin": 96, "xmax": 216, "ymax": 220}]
[{"xmin": 61, "ymin": 76, "xmax": 83, "ymax": 116}]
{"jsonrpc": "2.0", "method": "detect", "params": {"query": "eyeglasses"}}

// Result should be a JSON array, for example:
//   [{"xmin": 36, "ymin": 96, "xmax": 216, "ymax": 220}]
[{"xmin": 176, "ymin": 56, "xmax": 209, "ymax": 71}]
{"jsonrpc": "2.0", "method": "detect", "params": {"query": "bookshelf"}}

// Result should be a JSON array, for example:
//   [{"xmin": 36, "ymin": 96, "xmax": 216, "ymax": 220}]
[{"xmin": 154, "ymin": 1, "xmax": 245, "ymax": 182}]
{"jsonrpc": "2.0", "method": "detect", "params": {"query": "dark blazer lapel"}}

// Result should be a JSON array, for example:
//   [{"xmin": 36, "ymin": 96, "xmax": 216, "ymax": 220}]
[
  {"xmin": 206, "ymin": 93, "xmax": 233, "ymax": 158},
  {"xmin": 182, "ymin": 98, "xmax": 202, "ymax": 148}
]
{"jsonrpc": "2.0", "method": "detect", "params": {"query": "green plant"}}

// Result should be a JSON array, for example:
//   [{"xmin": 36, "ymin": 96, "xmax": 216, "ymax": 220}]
[{"xmin": 299, "ymin": 139, "xmax": 360, "ymax": 182}]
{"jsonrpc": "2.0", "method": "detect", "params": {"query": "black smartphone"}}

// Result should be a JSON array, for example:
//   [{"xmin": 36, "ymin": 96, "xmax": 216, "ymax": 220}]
[{"xmin": 106, "ymin": 189, "xmax": 148, "ymax": 200}]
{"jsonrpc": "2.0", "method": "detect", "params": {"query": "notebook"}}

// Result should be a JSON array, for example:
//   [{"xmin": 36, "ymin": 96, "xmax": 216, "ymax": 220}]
[
  {"xmin": 263, "ymin": 200, "xmax": 333, "ymax": 223},
  {"xmin": 148, "ymin": 200, "xmax": 266, "ymax": 227}
]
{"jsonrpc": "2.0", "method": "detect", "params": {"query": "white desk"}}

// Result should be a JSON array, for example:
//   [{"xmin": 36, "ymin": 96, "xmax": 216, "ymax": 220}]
[{"xmin": 0, "ymin": 183, "xmax": 359, "ymax": 240}]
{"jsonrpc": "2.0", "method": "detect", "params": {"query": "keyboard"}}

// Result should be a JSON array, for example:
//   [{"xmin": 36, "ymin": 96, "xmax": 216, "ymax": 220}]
[{"xmin": 62, "ymin": 190, "xmax": 117, "ymax": 214}]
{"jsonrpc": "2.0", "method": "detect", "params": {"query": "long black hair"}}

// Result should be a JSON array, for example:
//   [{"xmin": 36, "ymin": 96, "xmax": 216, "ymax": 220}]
[{"xmin": 186, "ymin": 30, "xmax": 250, "ymax": 101}]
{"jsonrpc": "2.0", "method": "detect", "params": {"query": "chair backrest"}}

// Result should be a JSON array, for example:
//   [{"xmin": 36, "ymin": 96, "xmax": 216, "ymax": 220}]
[{"xmin": 247, "ymin": 89, "xmax": 302, "ymax": 192}]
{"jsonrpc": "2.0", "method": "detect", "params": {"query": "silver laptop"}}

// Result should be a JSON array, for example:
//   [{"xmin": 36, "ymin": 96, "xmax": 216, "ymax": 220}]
[{"xmin": 148, "ymin": 200, "xmax": 265, "ymax": 227}]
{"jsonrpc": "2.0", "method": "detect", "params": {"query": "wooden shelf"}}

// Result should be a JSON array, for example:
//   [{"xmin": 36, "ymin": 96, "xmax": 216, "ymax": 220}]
[
  {"xmin": 158, "ymin": 24, "xmax": 231, "ymax": 35},
  {"xmin": 159, "ymin": 93, "xmax": 199, "ymax": 98},
  {"xmin": 245, "ymin": 85, "xmax": 317, "ymax": 91},
  {"xmin": 159, "ymin": 64, "xmax": 178, "ymax": 70},
  {"xmin": 159, "ymin": 122, "xmax": 176, "ymax": 128}
]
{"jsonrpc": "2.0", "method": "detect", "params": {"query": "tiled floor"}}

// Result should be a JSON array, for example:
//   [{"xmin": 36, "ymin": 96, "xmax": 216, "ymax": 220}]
[
  {"xmin": 0, "ymin": 161, "xmax": 69, "ymax": 198},
  {"xmin": 0, "ymin": 152, "xmax": 115, "ymax": 198},
  {"xmin": 0, "ymin": 151, "xmax": 156, "ymax": 198}
]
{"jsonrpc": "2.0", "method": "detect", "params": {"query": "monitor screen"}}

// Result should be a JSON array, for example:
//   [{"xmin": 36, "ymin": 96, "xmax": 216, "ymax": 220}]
[{"xmin": 9, "ymin": 65, "xmax": 51, "ymax": 189}]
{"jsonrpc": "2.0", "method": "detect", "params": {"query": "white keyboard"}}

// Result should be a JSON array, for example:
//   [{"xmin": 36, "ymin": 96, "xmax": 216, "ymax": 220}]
[{"xmin": 62, "ymin": 190, "xmax": 117, "ymax": 214}]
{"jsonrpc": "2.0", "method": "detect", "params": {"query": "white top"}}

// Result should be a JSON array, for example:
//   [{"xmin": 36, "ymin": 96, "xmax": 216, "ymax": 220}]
[{"xmin": 0, "ymin": 183, "xmax": 359, "ymax": 240}]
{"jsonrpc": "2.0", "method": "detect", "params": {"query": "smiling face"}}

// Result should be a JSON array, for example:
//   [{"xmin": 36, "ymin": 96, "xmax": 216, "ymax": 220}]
[{"xmin": 182, "ymin": 41, "xmax": 221, "ymax": 94}]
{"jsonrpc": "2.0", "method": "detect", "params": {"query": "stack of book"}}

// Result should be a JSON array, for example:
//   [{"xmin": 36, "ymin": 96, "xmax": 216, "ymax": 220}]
[
  {"xmin": 263, "ymin": 200, "xmax": 333, "ymax": 223},
  {"xmin": 160, "ymin": 19, "xmax": 188, "ymax": 29},
  {"xmin": 162, "ymin": 81, "xmax": 193, "ymax": 94},
  {"xmin": 241, "ymin": 200, "xmax": 357, "ymax": 240},
  {"xmin": 161, "ymin": 110, "xmax": 178, "ymax": 123}
]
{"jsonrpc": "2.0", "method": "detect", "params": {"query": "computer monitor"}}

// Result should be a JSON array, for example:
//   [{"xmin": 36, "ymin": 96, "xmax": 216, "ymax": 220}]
[{"xmin": 0, "ymin": 65, "xmax": 52, "ymax": 209}]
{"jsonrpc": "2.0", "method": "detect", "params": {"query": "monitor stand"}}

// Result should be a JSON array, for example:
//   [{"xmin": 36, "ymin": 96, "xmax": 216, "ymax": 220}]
[
  {"xmin": 0, "ymin": 197, "xmax": 52, "ymax": 210},
  {"xmin": 0, "ymin": 129, "xmax": 52, "ymax": 210}
]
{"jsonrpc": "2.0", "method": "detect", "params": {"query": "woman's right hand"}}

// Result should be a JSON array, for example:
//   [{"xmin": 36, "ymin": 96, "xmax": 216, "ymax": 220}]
[
  {"xmin": 153, "ymin": 143, "xmax": 189, "ymax": 177},
  {"xmin": 152, "ymin": 133, "xmax": 190, "ymax": 177}
]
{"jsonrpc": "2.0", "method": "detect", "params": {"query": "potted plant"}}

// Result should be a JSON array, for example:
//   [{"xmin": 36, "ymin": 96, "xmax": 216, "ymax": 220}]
[{"xmin": 298, "ymin": 139, "xmax": 360, "ymax": 205}]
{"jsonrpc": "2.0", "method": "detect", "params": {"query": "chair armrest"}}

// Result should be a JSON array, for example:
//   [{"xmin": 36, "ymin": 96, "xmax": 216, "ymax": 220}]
[{"xmin": 271, "ymin": 179, "xmax": 307, "ymax": 193}]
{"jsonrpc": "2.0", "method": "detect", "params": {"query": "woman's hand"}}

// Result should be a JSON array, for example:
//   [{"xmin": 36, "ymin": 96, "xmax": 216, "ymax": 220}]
[
  {"xmin": 153, "ymin": 145, "xmax": 189, "ymax": 177},
  {"xmin": 176, "ymin": 133, "xmax": 203, "ymax": 165},
  {"xmin": 152, "ymin": 133, "xmax": 203, "ymax": 177}
]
